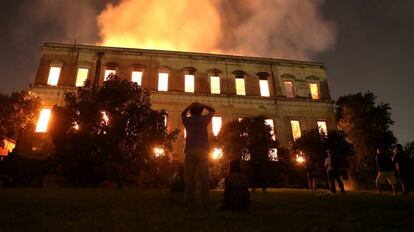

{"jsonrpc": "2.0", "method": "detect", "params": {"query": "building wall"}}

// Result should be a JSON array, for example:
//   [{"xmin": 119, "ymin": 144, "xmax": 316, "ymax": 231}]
[{"xmin": 27, "ymin": 43, "xmax": 335, "ymax": 160}]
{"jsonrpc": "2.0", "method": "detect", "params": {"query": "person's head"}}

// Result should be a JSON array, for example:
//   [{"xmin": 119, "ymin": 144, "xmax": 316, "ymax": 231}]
[
  {"xmin": 189, "ymin": 102, "xmax": 203, "ymax": 115},
  {"xmin": 394, "ymin": 144, "xmax": 403, "ymax": 153},
  {"xmin": 229, "ymin": 160, "xmax": 241, "ymax": 174}
]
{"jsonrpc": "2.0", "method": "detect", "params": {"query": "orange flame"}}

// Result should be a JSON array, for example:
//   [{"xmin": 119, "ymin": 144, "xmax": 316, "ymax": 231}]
[{"xmin": 97, "ymin": 0, "xmax": 221, "ymax": 53}]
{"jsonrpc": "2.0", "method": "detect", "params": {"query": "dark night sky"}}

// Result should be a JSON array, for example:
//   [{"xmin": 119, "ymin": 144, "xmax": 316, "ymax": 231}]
[{"xmin": 0, "ymin": 0, "xmax": 413, "ymax": 143}]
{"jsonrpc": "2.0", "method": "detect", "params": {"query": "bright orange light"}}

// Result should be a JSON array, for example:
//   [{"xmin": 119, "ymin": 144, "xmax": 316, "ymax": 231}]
[
  {"xmin": 73, "ymin": 122, "xmax": 80, "ymax": 130},
  {"xmin": 235, "ymin": 78, "xmax": 246, "ymax": 95},
  {"xmin": 296, "ymin": 152, "xmax": 306, "ymax": 164},
  {"xmin": 154, "ymin": 147, "xmax": 164, "ymax": 157},
  {"xmin": 210, "ymin": 76, "xmax": 220, "ymax": 94},
  {"xmin": 102, "ymin": 111, "xmax": 109, "ymax": 124},
  {"xmin": 76, "ymin": 68, "xmax": 89, "ymax": 87},
  {"xmin": 35, "ymin": 109, "xmax": 51, "ymax": 132},
  {"xmin": 290, "ymin": 120, "xmax": 302, "ymax": 140},
  {"xmin": 211, "ymin": 147, "xmax": 223, "ymax": 160}
]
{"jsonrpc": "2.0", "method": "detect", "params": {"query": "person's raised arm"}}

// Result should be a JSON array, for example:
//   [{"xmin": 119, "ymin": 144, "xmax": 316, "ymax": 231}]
[
  {"xmin": 181, "ymin": 102, "xmax": 199, "ymax": 118},
  {"xmin": 201, "ymin": 103, "xmax": 215, "ymax": 116}
]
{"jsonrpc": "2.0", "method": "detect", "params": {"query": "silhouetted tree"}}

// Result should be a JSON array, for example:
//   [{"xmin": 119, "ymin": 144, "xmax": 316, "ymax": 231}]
[
  {"xmin": 217, "ymin": 116, "xmax": 277, "ymax": 190},
  {"xmin": 49, "ymin": 75, "xmax": 179, "ymax": 187},
  {"xmin": 336, "ymin": 92, "xmax": 395, "ymax": 173},
  {"xmin": 0, "ymin": 90, "xmax": 40, "ymax": 144}
]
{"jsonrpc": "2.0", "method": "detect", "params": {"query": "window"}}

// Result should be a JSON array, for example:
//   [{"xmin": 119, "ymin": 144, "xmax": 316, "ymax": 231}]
[
  {"xmin": 75, "ymin": 68, "xmax": 89, "ymax": 87},
  {"xmin": 210, "ymin": 76, "xmax": 220, "ymax": 94},
  {"xmin": 260, "ymin": 79, "xmax": 270, "ymax": 97},
  {"xmin": 212, "ymin": 116, "xmax": 222, "ymax": 136},
  {"xmin": 317, "ymin": 121, "xmax": 327, "ymax": 135},
  {"xmin": 104, "ymin": 69, "xmax": 116, "ymax": 81},
  {"xmin": 158, "ymin": 73, "xmax": 168, "ymax": 91},
  {"xmin": 265, "ymin": 119, "xmax": 275, "ymax": 140},
  {"xmin": 235, "ymin": 78, "xmax": 246, "ymax": 95},
  {"xmin": 284, "ymin": 81, "xmax": 295, "ymax": 98},
  {"xmin": 35, "ymin": 109, "xmax": 52, "ymax": 133},
  {"xmin": 47, "ymin": 67, "xmax": 61, "ymax": 86},
  {"xmin": 309, "ymin": 83, "xmax": 320, "ymax": 99},
  {"xmin": 131, "ymin": 71, "xmax": 143, "ymax": 86},
  {"xmin": 290, "ymin": 120, "xmax": 301, "ymax": 140},
  {"xmin": 184, "ymin": 74, "xmax": 195, "ymax": 93}
]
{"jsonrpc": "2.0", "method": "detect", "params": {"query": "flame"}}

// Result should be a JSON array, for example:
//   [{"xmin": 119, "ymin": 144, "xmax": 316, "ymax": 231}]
[
  {"xmin": 97, "ymin": 0, "xmax": 221, "ymax": 53},
  {"xmin": 154, "ymin": 147, "xmax": 165, "ymax": 157},
  {"xmin": 296, "ymin": 151, "xmax": 306, "ymax": 164},
  {"xmin": 97, "ymin": 0, "xmax": 336, "ymax": 59},
  {"xmin": 211, "ymin": 147, "xmax": 223, "ymax": 160}
]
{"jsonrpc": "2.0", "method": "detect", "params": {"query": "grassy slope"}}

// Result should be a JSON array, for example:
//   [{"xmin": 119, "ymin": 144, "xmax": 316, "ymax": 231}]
[{"xmin": 0, "ymin": 188, "xmax": 413, "ymax": 232}]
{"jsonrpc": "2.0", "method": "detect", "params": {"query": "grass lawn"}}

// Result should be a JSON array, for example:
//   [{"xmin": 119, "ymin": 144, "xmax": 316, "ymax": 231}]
[{"xmin": 0, "ymin": 188, "xmax": 413, "ymax": 231}]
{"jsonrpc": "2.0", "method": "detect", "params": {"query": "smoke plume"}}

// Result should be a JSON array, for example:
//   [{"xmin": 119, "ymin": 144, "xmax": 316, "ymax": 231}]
[{"xmin": 97, "ymin": 0, "xmax": 336, "ymax": 60}]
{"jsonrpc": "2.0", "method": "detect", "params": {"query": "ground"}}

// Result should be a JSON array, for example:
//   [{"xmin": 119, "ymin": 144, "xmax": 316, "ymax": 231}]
[{"xmin": 1, "ymin": 188, "xmax": 413, "ymax": 231}]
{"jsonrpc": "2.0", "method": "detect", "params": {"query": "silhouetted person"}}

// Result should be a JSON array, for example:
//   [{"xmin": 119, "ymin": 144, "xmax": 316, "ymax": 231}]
[
  {"xmin": 170, "ymin": 166, "xmax": 184, "ymax": 192},
  {"xmin": 376, "ymin": 147, "xmax": 396, "ymax": 195},
  {"xmin": 393, "ymin": 144, "xmax": 410, "ymax": 194},
  {"xmin": 325, "ymin": 150, "xmax": 345, "ymax": 193},
  {"xmin": 306, "ymin": 153, "xmax": 318, "ymax": 193},
  {"xmin": 181, "ymin": 102, "xmax": 215, "ymax": 209},
  {"xmin": 220, "ymin": 160, "xmax": 250, "ymax": 211}
]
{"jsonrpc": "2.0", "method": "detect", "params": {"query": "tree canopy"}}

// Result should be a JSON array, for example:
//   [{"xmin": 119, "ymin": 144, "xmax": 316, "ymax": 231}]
[
  {"xmin": 49, "ymin": 75, "xmax": 179, "ymax": 187},
  {"xmin": 335, "ymin": 92, "xmax": 395, "ymax": 171},
  {"xmin": 0, "ymin": 90, "xmax": 40, "ymax": 142}
]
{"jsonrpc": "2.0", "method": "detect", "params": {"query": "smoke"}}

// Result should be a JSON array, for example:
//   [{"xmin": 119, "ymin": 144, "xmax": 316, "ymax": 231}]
[{"xmin": 97, "ymin": 0, "xmax": 336, "ymax": 60}]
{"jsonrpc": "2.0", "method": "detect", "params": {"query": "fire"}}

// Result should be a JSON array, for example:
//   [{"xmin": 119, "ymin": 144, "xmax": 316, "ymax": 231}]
[
  {"xmin": 96, "ymin": 0, "xmax": 336, "ymax": 60},
  {"xmin": 154, "ymin": 147, "xmax": 164, "ymax": 157},
  {"xmin": 296, "ymin": 152, "xmax": 306, "ymax": 164},
  {"xmin": 97, "ymin": 0, "xmax": 221, "ymax": 53},
  {"xmin": 211, "ymin": 147, "xmax": 223, "ymax": 160}
]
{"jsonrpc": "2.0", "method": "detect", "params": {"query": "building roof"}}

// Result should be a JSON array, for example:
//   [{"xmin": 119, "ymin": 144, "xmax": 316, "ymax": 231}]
[{"xmin": 42, "ymin": 43, "xmax": 326, "ymax": 69}]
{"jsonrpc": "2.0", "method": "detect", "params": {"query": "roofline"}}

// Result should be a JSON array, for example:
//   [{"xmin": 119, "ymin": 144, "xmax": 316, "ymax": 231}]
[{"xmin": 42, "ymin": 42, "xmax": 326, "ymax": 68}]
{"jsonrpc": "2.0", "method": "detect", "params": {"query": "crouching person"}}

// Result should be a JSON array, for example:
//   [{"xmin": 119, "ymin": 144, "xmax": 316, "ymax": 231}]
[
  {"xmin": 220, "ymin": 160, "xmax": 250, "ymax": 211},
  {"xmin": 170, "ymin": 166, "xmax": 184, "ymax": 192}
]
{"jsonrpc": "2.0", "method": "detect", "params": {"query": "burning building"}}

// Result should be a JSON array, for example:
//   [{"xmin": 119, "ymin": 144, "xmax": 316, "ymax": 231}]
[{"xmin": 21, "ymin": 43, "xmax": 335, "ymax": 160}]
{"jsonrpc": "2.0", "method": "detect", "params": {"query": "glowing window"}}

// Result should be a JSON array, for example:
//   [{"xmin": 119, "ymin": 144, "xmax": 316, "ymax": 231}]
[
  {"xmin": 290, "ymin": 120, "xmax": 302, "ymax": 140},
  {"xmin": 104, "ymin": 69, "xmax": 116, "ymax": 81},
  {"xmin": 284, "ymin": 81, "xmax": 295, "ymax": 98},
  {"xmin": 309, "ymin": 83, "xmax": 320, "ymax": 99},
  {"xmin": 35, "ymin": 109, "xmax": 51, "ymax": 133},
  {"xmin": 132, "ymin": 71, "xmax": 143, "ymax": 86},
  {"xmin": 260, "ymin": 79, "xmax": 270, "ymax": 97},
  {"xmin": 184, "ymin": 74, "xmax": 195, "ymax": 93},
  {"xmin": 317, "ymin": 121, "xmax": 328, "ymax": 135},
  {"xmin": 210, "ymin": 76, "xmax": 220, "ymax": 94},
  {"xmin": 158, "ymin": 73, "xmax": 168, "ymax": 91},
  {"xmin": 212, "ymin": 116, "xmax": 222, "ymax": 136},
  {"xmin": 265, "ymin": 119, "xmax": 275, "ymax": 140},
  {"xmin": 75, "ymin": 68, "xmax": 89, "ymax": 87},
  {"xmin": 235, "ymin": 78, "xmax": 246, "ymax": 95},
  {"xmin": 47, "ymin": 67, "xmax": 61, "ymax": 86}
]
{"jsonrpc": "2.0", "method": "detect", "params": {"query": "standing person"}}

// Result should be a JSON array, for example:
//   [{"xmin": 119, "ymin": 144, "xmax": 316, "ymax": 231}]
[
  {"xmin": 376, "ymin": 147, "xmax": 396, "ymax": 195},
  {"xmin": 393, "ymin": 144, "xmax": 410, "ymax": 195},
  {"xmin": 325, "ymin": 150, "xmax": 345, "ymax": 193},
  {"xmin": 306, "ymin": 153, "xmax": 318, "ymax": 193},
  {"xmin": 181, "ymin": 102, "xmax": 215, "ymax": 210}
]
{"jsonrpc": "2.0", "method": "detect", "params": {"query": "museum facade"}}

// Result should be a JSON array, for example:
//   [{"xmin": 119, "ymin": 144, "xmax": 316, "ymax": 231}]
[{"xmin": 21, "ymin": 43, "xmax": 336, "ymax": 160}]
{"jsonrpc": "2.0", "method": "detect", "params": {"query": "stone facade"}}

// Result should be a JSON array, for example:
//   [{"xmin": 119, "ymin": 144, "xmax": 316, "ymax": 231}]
[{"xmin": 26, "ymin": 43, "xmax": 335, "ymax": 160}]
